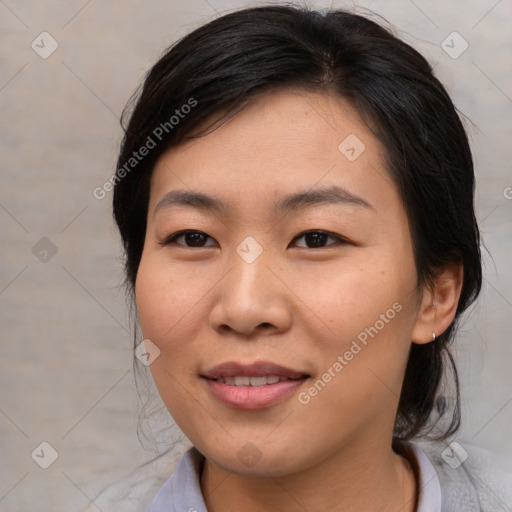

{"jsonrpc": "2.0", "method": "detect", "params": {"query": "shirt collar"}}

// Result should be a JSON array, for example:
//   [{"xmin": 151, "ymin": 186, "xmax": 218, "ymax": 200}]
[
  {"xmin": 148, "ymin": 442, "xmax": 442, "ymax": 512},
  {"xmin": 403, "ymin": 442, "xmax": 443, "ymax": 512}
]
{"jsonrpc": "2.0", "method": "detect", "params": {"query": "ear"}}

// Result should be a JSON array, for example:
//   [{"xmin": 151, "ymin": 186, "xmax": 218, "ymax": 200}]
[{"xmin": 411, "ymin": 261, "xmax": 463, "ymax": 344}]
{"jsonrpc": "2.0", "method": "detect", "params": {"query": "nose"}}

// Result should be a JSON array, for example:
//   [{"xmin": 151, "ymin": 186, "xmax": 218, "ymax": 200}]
[{"xmin": 208, "ymin": 250, "xmax": 292, "ymax": 339}]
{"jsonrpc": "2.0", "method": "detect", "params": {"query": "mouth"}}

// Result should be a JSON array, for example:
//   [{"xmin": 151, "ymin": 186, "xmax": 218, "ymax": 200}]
[
  {"xmin": 201, "ymin": 361, "xmax": 310, "ymax": 409},
  {"xmin": 211, "ymin": 375, "xmax": 302, "ymax": 386}
]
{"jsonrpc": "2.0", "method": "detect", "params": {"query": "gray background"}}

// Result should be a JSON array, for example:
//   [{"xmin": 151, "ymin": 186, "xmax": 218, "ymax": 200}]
[{"xmin": 1, "ymin": 0, "xmax": 511, "ymax": 510}]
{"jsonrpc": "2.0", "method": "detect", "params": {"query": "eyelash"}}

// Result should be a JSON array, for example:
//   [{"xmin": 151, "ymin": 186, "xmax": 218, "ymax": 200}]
[{"xmin": 159, "ymin": 230, "xmax": 349, "ymax": 249}]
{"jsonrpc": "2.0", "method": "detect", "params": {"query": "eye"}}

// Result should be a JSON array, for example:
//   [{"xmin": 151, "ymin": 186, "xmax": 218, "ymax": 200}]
[
  {"xmin": 290, "ymin": 230, "xmax": 348, "ymax": 249},
  {"xmin": 160, "ymin": 229, "xmax": 348, "ymax": 249},
  {"xmin": 160, "ymin": 230, "xmax": 217, "ymax": 248}
]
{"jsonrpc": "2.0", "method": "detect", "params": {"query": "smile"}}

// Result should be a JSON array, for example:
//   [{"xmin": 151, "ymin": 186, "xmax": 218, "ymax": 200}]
[{"xmin": 213, "ymin": 375, "xmax": 298, "ymax": 386}]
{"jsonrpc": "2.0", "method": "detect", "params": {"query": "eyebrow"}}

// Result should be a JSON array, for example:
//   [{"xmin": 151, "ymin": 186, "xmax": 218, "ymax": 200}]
[{"xmin": 154, "ymin": 185, "xmax": 372, "ymax": 216}]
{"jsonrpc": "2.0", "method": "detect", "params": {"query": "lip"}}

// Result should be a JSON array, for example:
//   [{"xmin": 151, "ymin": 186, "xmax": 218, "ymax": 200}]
[
  {"xmin": 202, "ymin": 361, "xmax": 308, "ymax": 380},
  {"xmin": 201, "ymin": 361, "xmax": 310, "ymax": 410}
]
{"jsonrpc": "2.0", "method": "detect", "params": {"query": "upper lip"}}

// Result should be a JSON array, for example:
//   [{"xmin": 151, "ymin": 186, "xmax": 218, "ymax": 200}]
[{"xmin": 202, "ymin": 361, "xmax": 309, "ymax": 380}]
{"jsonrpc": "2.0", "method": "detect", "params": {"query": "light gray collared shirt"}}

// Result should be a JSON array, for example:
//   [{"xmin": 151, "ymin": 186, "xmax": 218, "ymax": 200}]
[{"xmin": 147, "ymin": 442, "xmax": 442, "ymax": 512}]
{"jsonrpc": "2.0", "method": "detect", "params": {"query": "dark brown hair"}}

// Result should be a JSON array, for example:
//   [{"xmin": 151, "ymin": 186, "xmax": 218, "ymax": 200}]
[{"xmin": 113, "ymin": 5, "xmax": 482, "ymax": 441}]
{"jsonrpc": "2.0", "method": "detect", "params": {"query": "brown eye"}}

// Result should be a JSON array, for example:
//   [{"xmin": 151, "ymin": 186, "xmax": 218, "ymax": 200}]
[
  {"xmin": 161, "ymin": 230, "xmax": 216, "ymax": 248},
  {"xmin": 291, "ymin": 230, "xmax": 347, "ymax": 249}
]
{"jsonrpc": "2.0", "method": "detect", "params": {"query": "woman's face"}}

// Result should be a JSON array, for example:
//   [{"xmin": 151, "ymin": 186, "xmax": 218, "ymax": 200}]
[{"xmin": 136, "ymin": 89, "xmax": 426, "ymax": 476}]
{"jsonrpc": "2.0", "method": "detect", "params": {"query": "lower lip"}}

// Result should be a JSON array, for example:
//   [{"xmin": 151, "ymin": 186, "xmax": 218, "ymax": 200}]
[{"xmin": 203, "ymin": 378, "xmax": 307, "ymax": 409}]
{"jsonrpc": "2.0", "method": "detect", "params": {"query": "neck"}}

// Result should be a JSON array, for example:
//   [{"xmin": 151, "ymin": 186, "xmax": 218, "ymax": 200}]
[{"xmin": 200, "ymin": 439, "xmax": 418, "ymax": 512}]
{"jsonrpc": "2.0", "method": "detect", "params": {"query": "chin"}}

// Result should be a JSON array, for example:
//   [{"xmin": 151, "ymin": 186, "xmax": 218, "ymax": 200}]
[{"xmin": 201, "ymin": 440, "xmax": 315, "ymax": 478}]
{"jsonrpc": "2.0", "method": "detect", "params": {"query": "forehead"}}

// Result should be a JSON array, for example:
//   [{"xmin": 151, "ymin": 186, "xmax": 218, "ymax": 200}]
[{"xmin": 148, "ymin": 89, "xmax": 397, "ymax": 215}]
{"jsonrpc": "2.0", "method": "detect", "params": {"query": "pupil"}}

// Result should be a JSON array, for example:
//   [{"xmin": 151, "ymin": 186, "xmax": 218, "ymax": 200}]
[
  {"xmin": 306, "ymin": 232, "xmax": 327, "ymax": 248},
  {"xmin": 186, "ymin": 232, "xmax": 206, "ymax": 247}
]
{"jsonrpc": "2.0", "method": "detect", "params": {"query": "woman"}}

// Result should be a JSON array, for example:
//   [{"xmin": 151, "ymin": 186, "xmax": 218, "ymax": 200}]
[{"xmin": 100, "ymin": 5, "xmax": 511, "ymax": 511}]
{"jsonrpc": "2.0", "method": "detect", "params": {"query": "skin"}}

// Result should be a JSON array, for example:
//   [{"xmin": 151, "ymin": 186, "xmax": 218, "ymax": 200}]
[{"xmin": 135, "ymin": 89, "xmax": 463, "ymax": 512}]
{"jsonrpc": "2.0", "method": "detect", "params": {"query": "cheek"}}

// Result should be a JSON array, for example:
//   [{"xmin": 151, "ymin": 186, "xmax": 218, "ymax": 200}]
[
  {"xmin": 135, "ymin": 253, "xmax": 202, "ymax": 420},
  {"xmin": 295, "ymin": 269, "xmax": 417, "ymax": 430},
  {"xmin": 135, "ymin": 251, "xmax": 209, "ymax": 342},
  {"xmin": 296, "ymin": 251, "xmax": 419, "ymax": 403},
  {"xmin": 293, "ymin": 254, "xmax": 416, "ymax": 337},
  {"xmin": 134, "ymin": 248, "xmax": 220, "ymax": 410}
]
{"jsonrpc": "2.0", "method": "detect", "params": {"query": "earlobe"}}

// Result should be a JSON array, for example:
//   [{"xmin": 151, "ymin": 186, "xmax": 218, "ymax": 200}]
[{"xmin": 411, "ymin": 261, "xmax": 463, "ymax": 345}]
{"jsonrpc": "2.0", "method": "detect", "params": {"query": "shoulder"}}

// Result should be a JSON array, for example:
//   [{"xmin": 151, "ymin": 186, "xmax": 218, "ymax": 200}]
[
  {"xmin": 82, "ymin": 446, "xmax": 187, "ymax": 512},
  {"xmin": 414, "ymin": 439, "xmax": 512, "ymax": 511},
  {"xmin": 147, "ymin": 446, "xmax": 207, "ymax": 512}
]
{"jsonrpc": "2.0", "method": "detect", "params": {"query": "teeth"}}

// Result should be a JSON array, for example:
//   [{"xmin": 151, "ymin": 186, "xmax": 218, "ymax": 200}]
[
  {"xmin": 216, "ymin": 375, "xmax": 289, "ymax": 386},
  {"xmin": 249, "ymin": 376, "xmax": 267, "ymax": 387}
]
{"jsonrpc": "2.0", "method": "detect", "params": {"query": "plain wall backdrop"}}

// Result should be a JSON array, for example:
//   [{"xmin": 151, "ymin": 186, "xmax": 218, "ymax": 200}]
[{"xmin": 1, "ymin": 0, "xmax": 511, "ymax": 510}]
